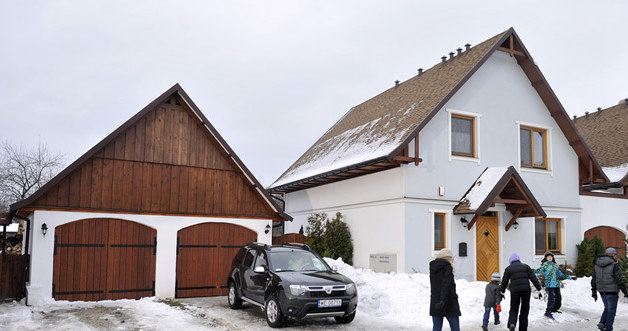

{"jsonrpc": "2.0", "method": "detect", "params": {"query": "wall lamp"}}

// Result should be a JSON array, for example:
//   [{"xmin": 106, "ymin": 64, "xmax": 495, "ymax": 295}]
[
  {"xmin": 460, "ymin": 217, "xmax": 469, "ymax": 228},
  {"xmin": 513, "ymin": 220, "xmax": 519, "ymax": 230},
  {"xmin": 265, "ymin": 224, "xmax": 271, "ymax": 234},
  {"xmin": 41, "ymin": 223, "xmax": 48, "ymax": 237}
]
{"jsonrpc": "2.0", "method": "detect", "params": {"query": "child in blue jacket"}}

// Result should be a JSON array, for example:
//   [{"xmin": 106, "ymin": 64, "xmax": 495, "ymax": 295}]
[{"xmin": 535, "ymin": 251, "xmax": 574, "ymax": 319}]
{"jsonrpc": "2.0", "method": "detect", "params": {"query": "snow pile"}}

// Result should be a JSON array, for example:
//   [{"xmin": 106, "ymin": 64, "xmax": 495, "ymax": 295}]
[
  {"xmin": 324, "ymin": 257, "xmax": 614, "ymax": 329},
  {"xmin": 603, "ymin": 163, "xmax": 628, "ymax": 182},
  {"xmin": 459, "ymin": 167, "xmax": 508, "ymax": 210}
]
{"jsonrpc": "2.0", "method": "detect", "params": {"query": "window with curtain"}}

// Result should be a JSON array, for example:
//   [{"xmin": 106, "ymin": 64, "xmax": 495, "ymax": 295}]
[
  {"xmin": 451, "ymin": 114, "xmax": 475, "ymax": 157},
  {"xmin": 434, "ymin": 213, "xmax": 446, "ymax": 250},
  {"xmin": 520, "ymin": 126, "xmax": 547, "ymax": 169},
  {"xmin": 535, "ymin": 218, "xmax": 561, "ymax": 254}
]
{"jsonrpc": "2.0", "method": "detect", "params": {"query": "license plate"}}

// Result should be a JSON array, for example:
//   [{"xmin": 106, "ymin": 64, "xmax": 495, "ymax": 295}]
[{"xmin": 317, "ymin": 299, "xmax": 342, "ymax": 308}]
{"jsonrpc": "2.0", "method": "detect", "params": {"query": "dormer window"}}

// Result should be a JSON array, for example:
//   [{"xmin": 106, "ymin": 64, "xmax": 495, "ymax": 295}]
[{"xmin": 450, "ymin": 113, "xmax": 477, "ymax": 158}]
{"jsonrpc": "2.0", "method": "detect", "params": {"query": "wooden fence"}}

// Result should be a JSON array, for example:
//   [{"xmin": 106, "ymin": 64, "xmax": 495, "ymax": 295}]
[
  {"xmin": 273, "ymin": 233, "xmax": 307, "ymax": 246},
  {"xmin": 0, "ymin": 254, "xmax": 26, "ymax": 300}
]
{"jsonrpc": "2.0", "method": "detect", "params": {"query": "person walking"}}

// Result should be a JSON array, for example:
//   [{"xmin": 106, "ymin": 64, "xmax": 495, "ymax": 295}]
[
  {"xmin": 500, "ymin": 253, "xmax": 542, "ymax": 331},
  {"xmin": 591, "ymin": 247, "xmax": 628, "ymax": 331},
  {"xmin": 535, "ymin": 251, "xmax": 574, "ymax": 318},
  {"xmin": 429, "ymin": 248, "xmax": 461, "ymax": 331},
  {"xmin": 481, "ymin": 272, "xmax": 502, "ymax": 331}
]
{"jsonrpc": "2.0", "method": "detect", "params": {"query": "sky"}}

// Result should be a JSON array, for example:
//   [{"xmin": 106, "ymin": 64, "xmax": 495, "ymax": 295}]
[{"xmin": 1, "ymin": 1, "xmax": 627, "ymax": 187}]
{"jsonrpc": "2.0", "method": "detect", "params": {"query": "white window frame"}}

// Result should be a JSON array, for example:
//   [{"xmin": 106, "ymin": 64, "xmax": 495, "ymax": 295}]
[
  {"xmin": 516, "ymin": 121, "xmax": 553, "ymax": 176},
  {"xmin": 448, "ymin": 109, "xmax": 481, "ymax": 164}
]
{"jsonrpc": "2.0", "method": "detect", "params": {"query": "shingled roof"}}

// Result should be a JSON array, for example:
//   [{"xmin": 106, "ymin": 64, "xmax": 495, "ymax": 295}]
[{"xmin": 270, "ymin": 28, "xmax": 606, "ymax": 193}]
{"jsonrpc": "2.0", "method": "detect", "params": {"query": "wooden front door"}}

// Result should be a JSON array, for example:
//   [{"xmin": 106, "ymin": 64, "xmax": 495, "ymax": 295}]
[
  {"xmin": 176, "ymin": 222, "xmax": 257, "ymax": 298},
  {"xmin": 476, "ymin": 216, "xmax": 499, "ymax": 282},
  {"xmin": 53, "ymin": 218, "xmax": 156, "ymax": 301}
]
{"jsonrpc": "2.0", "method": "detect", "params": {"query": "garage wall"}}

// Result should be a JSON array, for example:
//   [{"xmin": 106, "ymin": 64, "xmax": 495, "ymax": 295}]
[{"xmin": 26, "ymin": 210, "xmax": 273, "ymax": 305}]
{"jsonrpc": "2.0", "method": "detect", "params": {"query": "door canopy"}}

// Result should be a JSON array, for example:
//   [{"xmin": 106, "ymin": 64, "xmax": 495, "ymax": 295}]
[{"xmin": 453, "ymin": 166, "xmax": 546, "ymax": 231}]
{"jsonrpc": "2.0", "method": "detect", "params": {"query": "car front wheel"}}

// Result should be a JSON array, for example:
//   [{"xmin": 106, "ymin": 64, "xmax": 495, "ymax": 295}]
[
  {"xmin": 265, "ymin": 296, "xmax": 284, "ymax": 328},
  {"xmin": 227, "ymin": 281, "xmax": 242, "ymax": 309},
  {"xmin": 334, "ymin": 311, "xmax": 356, "ymax": 324}
]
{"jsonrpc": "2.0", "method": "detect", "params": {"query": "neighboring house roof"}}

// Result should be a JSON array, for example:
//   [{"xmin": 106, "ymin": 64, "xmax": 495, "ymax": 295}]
[
  {"xmin": 10, "ymin": 84, "xmax": 292, "ymax": 222},
  {"xmin": 573, "ymin": 100, "xmax": 628, "ymax": 186},
  {"xmin": 269, "ymin": 27, "xmax": 606, "ymax": 193},
  {"xmin": 453, "ymin": 166, "xmax": 545, "ymax": 231}
]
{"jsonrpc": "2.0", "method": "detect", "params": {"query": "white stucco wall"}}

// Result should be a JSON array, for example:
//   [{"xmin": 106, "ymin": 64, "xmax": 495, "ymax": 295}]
[
  {"xmin": 26, "ymin": 210, "xmax": 273, "ymax": 305},
  {"xmin": 581, "ymin": 195, "xmax": 628, "ymax": 235}
]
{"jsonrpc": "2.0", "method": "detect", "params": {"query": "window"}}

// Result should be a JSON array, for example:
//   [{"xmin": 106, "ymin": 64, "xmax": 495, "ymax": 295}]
[
  {"xmin": 254, "ymin": 252, "xmax": 267, "ymax": 269},
  {"xmin": 535, "ymin": 218, "xmax": 561, "ymax": 254},
  {"xmin": 243, "ymin": 249, "xmax": 257, "ymax": 268},
  {"xmin": 451, "ymin": 114, "xmax": 475, "ymax": 157},
  {"xmin": 520, "ymin": 126, "xmax": 547, "ymax": 169},
  {"xmin": 434, "ymin": 213, "xmax": 446, "ymax": 250}
]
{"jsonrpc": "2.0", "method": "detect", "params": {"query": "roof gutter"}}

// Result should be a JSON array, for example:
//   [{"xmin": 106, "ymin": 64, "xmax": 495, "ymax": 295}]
[{"xmin": 10, "ymin": 211, "xmax": 31, "ymax": 304}]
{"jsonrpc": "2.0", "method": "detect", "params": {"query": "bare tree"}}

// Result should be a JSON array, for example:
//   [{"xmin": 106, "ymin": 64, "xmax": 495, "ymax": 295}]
[{"xmin": 0, "ymin": 140, "xmax": 64, "ymax": 211}]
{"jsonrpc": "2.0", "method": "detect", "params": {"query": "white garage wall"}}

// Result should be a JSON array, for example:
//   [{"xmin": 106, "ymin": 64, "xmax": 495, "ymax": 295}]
[{"xmin": 26, "ymin": 210, "xmax": 272, "ymax": 305}]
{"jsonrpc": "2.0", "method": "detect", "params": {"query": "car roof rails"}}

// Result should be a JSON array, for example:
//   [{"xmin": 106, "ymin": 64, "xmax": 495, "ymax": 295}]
[
  {"xmin": 280, "ymin": 242, "xmax": 311, "ymax": 251},
  {"xmin": 248, "ymin": 242, "xmax": 270, "ymax": 250}
]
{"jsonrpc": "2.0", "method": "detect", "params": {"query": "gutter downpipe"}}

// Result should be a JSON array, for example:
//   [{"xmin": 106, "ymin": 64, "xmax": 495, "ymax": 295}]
[{"xmin": 10, "ymin": 212, "xmax": 31, "ymax": 305}]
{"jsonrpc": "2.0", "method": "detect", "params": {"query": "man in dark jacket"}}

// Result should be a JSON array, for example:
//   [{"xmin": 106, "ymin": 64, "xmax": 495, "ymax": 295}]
[
  {"xmin": 430, "ymin": 248, "xmax": 461, "ymax": 331},
  {"xmin": 591, "ymin": 247, "xmax": 628, "ymax": 331},
  {"xmin": 500, "ymin": 253, "xmax": 541, "ymax": 331}
]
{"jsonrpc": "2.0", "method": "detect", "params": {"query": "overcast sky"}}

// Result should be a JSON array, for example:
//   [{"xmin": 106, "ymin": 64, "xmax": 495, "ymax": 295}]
[{"xmin": 1, "ymin": 1, "xmax": 627, "ymax": 187}]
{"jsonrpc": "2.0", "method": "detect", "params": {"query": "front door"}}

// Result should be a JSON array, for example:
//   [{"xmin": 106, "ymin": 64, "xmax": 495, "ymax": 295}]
[{"xmin": 476, "ymin": 216, "xmax": 499, "ymax": 282}]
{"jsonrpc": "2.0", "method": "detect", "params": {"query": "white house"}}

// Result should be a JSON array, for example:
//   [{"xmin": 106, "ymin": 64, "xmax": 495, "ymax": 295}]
[
  {"xmin": 269, "ymin": 28, "xmax": 607, "ymax": 281},
  {"xmin": 10, "ymin": 84, "xmax": 291, "ymax": 305},
  {"xmin": 574, "ymin": 101, "xmax": 628, "ymax": 255}
]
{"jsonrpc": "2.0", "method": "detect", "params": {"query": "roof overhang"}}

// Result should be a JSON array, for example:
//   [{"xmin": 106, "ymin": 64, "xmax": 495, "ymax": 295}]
[{"xmin": 453, "ymin": 166, "xmax": 546, "ymax": 231}]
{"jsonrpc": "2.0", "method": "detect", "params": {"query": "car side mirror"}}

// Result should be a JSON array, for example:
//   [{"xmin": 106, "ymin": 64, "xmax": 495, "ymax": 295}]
[{"xmin": 254, "ymin": 266, "xmax": 267, "ymax": 273}]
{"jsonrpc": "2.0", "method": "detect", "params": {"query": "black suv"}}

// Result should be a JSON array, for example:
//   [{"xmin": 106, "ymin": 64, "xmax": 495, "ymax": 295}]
[{"xmin": 227, "ymin": 242, "xmax": 358, "ymax": 328}]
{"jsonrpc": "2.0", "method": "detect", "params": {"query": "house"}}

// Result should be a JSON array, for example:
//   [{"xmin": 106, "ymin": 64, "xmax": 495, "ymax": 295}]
[
  {"xmin": 574, "ymin": 100, "xmax": 628, "ymax": 255},
  {"xmin": 9, "ymin": 84, "xmax": 291, "ymax": 304},
  {"xmin": 269, "ymin": 28, "xmax": 607, "ymax": 281}
]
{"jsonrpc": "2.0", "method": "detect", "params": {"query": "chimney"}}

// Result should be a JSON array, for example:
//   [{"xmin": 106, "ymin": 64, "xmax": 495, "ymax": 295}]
[
  {"xmin": 418, "ymin": 68, "xmax": 423, "ymax": 76},
  {"xmin": 597, "ymin": 107, "xmax": 602, "ymax": 114},
  {"xmin": 457, "ymin": 48, "xmax": 463, "ymax": 56},
  {"xmin": 441, "ymin": 56, "xmax": 447, "ymax": 64},
  {"xmin": 395, "ymin": 80, "xmax": 400, "ymax": 87},
  {"xmin": 449, "ymin": 52, "xmax": 454, "ymax": 60},
  {"xmin": 585, "ymin": 111, "xmax": 589, "ymax": 118},
  {"xmin": 622, "ymin": 98, "xmax": 628, "ymax": 106},
  {"xmin": 572, "ymin": 115, "xmax": 577, "ymax": 120},
  {"xmin": 465, "ymin": 43, "xmax": 471, "ymax": 52}
]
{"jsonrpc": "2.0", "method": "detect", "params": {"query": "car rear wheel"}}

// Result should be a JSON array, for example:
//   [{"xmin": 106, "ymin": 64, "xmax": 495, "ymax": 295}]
[
  {"xmin": 227, "ymin": 281, "xmax": 242, "ymax": 309},
  {"xmin": 334, "ymin": 311, "xmax": 356, "ymax": 324},
  {"xmin": 265, "ymin": 296, "xmax": 284, "ymax": 328}
]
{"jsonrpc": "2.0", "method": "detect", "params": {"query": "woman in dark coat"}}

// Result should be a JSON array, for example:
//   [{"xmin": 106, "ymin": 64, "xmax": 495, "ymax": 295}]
[
  {"xmin": 500, "ymin": 253, "xmax": 542, "ymax": 331},
  {"xmin": 430, "ymin": 248, "xmax": 461, "ymax": 331}
]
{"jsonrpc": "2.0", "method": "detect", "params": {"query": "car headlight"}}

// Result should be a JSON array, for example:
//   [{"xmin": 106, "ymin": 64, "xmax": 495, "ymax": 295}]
[
  {"xmin": 289, "ymin": 285, "xmax": 309, "ymax": 296},
  {"xmin": 345, "ymin": 283, "xmax": 356, "ymax": 296}
]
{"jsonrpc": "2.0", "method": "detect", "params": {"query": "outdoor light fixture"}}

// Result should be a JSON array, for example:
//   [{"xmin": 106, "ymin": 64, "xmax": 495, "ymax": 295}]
[
  {"xmin": 41, "ymin": 223, "xmax": 48, "ymax": 237},
  {"xmin": 265, "ymin": 224, "xmax": 271, "ymax": 234},
  {"xmin": 513, "ymin": 220, "xmax": 519, "ymax": 230},
  {"xmin": 460, "ymin": 217, "xmax": 469, "ymax": 228}
]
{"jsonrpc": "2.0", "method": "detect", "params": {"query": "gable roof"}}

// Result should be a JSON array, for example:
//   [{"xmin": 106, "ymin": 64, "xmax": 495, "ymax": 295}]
[
  {"xmin": 270, "ymin": 28, "xmax": 607, "ymax": 193},
  {"xmin": 10, "ymin": 84, "xmax": 291, "ymax": 222},
  {"xmin": 573, "ymin": 100, "xmax": 628, "ymax": 186},
  {"xmin": 453, "ymin": 166, "xmax": 545, "ymax": 230}
]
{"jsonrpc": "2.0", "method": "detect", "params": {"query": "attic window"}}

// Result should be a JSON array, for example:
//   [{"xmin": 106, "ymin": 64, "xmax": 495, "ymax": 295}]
[
  {"xmin": 451, "ymin": 114, "xmax": 476, "ymax": 157},
  {"xmin": 520, "ymin": 126, "xmax": 547, "ymax": 169}
]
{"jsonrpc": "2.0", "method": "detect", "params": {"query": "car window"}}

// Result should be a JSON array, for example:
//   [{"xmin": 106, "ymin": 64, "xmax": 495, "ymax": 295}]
[
  {"xmin": 243, "ymin": 249, "xmax": 257, "ymax": 268},
  {"xmin": 254, "ymin": 251, "xmax": 268, "ymax": 269},
  {"xmin": 269, "ymin": 250, "xmax": 330, "ymax": 272},
  {"xmin": 234, "ymin": 248, "xmax": 247, "ymax": 265}
]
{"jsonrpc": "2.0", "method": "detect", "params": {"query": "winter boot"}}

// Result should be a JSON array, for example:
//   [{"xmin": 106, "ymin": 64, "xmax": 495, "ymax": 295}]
[
  {"xmin": 597, "ymin": 323, "xmax": 605, "ymax": 331},
  {"xmin": 544, "ymin": 312, "xmax": 554, "ymax": 319},
  {"xmin": 494, "ymin": 319, "xmax": 500, "ymax": 325},
  {"xmin": 481, "ymin": 325, "xmax": 488, "ymax": 331},
  {"xmin": 508, "ymin": 324, "xmax": 515, "ymax": 331}
]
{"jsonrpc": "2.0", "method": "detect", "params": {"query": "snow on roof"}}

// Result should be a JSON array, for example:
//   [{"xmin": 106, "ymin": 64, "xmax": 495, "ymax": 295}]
[
  {"xmin": 602, "ymin": 162, "xmax": 628, "ymax": 182},
  {"xmin": 460, "ymin": 167, "xmax": 508, "ymax": 210},
  {"xmin": 270, "ymin": 110, "xmax": 413, "ymax": 188}
]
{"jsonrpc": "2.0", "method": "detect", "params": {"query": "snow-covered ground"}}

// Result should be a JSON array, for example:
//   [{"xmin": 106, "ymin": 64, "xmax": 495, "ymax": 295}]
[{"xmin": 1, "ymin": 258, "xmax": 627, "ymax": 330}]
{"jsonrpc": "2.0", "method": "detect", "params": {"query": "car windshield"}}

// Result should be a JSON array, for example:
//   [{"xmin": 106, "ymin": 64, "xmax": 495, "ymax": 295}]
[{"xmin": 268, "ymin": 250, "xmax": 330, "ymax": 272}]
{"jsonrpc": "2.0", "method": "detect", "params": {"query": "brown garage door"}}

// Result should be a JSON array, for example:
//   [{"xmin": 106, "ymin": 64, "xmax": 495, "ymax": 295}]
[
  {"xmin": 53, "ymin": 218, "xmax": 156, "ymax": 301},
  {"xmin": 176, "ymin": 222, "xmax": 256, "ymax": 298},
  {"xmin": 585, "ymin": 226, "xmax": 626, "ymax": 256}
]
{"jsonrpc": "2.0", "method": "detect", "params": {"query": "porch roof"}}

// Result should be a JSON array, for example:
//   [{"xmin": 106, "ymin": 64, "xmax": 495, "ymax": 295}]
[{"xmin": 453, "ymin": 166, "xmax": 546, "ymax": 231}]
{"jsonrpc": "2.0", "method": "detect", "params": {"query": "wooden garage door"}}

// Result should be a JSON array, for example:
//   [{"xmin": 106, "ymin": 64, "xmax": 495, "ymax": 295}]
[
  {"xmin": 585, "ymin": 226, "xmax": 626, "ymax": 256},
  {"xmin": 176, "ymin": 222, "xmax": 256, "ymax": 298},
  {"xmin": 53, "ymin": 218, "xmax": 156, "ymax": 301}
]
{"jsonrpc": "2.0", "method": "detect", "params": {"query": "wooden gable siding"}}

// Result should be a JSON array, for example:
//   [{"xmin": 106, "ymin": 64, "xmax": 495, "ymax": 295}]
[{"xmin": 30, "ymin": 100, "xmax": 278, "ymax": 219}]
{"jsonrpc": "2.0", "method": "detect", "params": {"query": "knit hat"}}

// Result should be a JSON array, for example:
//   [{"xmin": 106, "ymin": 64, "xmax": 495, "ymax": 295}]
[
  {"xmin": 491, "ymin": 272, "xmax": 501, "ymax": 281},
  {"xmin": 436, "ymin": 248, "xmax": 455, "ymax": 271},
  {"xmin": 544, "ymin": 251, "xmax": 554, "ymax": 259},
  {"xmin": 509, "ymin": 253, "xmax": 520, "ymax": 264},
  {"xmin": 606, "ymin": 247, "xmax": 617, "ymax": 255}
]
